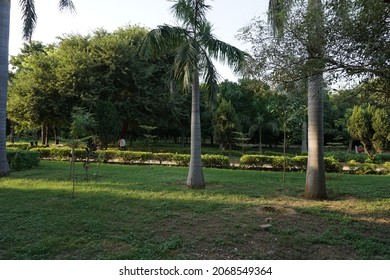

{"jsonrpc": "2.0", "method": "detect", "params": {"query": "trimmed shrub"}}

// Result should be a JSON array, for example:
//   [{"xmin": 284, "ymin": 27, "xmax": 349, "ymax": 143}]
[
  {"xmin": 270, "ymin": 156, "xmax": 288, "ymax": 170},
  {"xmin": 324, "ymin": 157, "xmax": 342, "ymax": 173},
  {"xmin": 291, "ymin": 156, "xmax": 307, "ymax": 170},
  {"xmin": 172, "ymin": 154, "xmax": 190, "ymax": 166},
  {"xmin": 201, "ymin": 154, "xmax": 230, "ymax": 168},
  {"xmin": 50, "ymin": 147, "xmax": 72, "ymax": 160},
  {"xmin": 6, "ymin": 143, "xmax": 30, "ymax": 150},
  {"xmin": 153, "ymin": 153, "xmax": 174, "ymax": 164},
  {"xmin": 240, "ymin": 155, "xmax": 272, "ymax": 169},
  {"xmin": 240, "ymin": 154, "xmax": 341, "ymax": 173},
  {"xmin": 382, "ymin": 162, "xmax": 390, "ymax": 174},
  {"xmin": 30, "ymin": 147, "xmax": 51, "ymax": 158},
  {"xmin": 96, "ymin": 150, "xmax": 119, "ymax": 163},
  {"xmin": 346, "ymin": 160, "xmax": 379, "ymax": 175},
  {"xmin": 118, "ymin": 151, "xmax": 153, "ymax": 163},
  {"xmin": 6, "ymin": 149, "xmax": 40, "ymax": 171}
]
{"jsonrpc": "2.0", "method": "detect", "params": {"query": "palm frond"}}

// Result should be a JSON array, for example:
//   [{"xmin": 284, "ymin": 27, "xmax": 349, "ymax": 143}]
[
  {"xmin": 199, "ymin": 53, "xmax": 219, "ymax": 97},
  {"xmin": 170, "ymin": 0, "xmax": 211, "ymax": 29},
  {"xmin": 139, "ymin": 25, "xmax": 188, "ymax": 59},
  {"xmin": 173, "ymin": 40, "xmax": 199, "ymax": 88},
  {"xmin": 58, "ymin": 0, "xmax": 76, "ymax": 12},
  {"xmin": 19, "ymin": 0, "xmax": 37, "ymax": 40},
  {"xmin": 204, "ymin": 34, "xmax": 250, "ymax": 74}
]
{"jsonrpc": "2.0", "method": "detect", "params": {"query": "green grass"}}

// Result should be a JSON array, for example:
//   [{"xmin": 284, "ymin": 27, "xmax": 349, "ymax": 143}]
[{"xmin": 0, "ymin": 161, "xmax": 389, "ymax": 260}]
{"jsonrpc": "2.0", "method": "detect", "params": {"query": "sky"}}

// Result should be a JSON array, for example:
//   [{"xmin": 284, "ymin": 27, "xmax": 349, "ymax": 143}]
[{"xmin": 9, "ymin": 0, "xmax": 269, "ymax": 81}]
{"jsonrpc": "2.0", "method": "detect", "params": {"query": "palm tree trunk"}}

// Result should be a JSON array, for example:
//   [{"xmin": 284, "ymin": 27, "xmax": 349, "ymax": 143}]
[
  {"xmin": 0, "ymin": 0, "xmax": 11, "ymax": 176},
  {"xmin": 305, "ymin": 74, "xmax": 326, "ymax": 199},
  {"xmin": 186, "ymin": 70, "xmax": 205, "ymax": 188},
  {"xmin": 304, "ymin": 0, "xmax": 326, "ymax": 199}
]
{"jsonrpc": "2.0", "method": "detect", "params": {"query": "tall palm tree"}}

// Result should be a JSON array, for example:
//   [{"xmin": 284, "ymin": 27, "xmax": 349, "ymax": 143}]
[
  {"xmin": 140, "ymin": 0, "xmax": 248, "ymax": 189},
  {"xmin": 0, "ymin": 0, "xmax": 75, "ymax": 176},
  {"xmin": 268, "ymin": 0, "xmax": 326, "ymax": 199}
]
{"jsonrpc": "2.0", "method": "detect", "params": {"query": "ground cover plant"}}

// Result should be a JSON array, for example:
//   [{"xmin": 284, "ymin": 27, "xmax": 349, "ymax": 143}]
[{"xmin": 0, "ymin": 161, "xmax": 389, "ymax": 260}]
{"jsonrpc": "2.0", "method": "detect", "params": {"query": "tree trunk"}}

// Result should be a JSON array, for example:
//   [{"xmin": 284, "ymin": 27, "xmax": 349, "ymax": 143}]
[
  {"xmin": 120, "ymin": 121, "xmax": 128, "ymax": 139},
  {"xmin": 304, "ymin": 0, "xmax": 326, "ymax": 200},
  {"xmin": 305, "ymin": 74, "xmax": 326, "ymax": 199},
  {"xmin": 54, "ymin": 126, "xmax": 59, "ymax": 144},
  {"xmin": 0, "ymin": 0, "xmax": 11, "ymax": 176},
  {"xmin": 186, "ymin": 70, "xmax": 205, "ymax": 188},
  {"xmin": 258, "ymin": 129, "xmax": 263, "ymax": 153},
  {"xmin": 41, "ymin": 125, "xmax": 49, "ymax": 146},
  {"xmin": 301, "ymin": 121, "xmax": 308, "ymax": 152}
]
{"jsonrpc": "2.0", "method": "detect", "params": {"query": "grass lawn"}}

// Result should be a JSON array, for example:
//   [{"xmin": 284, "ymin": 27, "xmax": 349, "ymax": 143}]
[{"xmin": 0, "ymin": 161, "xmax": 389, "ymax": 260}]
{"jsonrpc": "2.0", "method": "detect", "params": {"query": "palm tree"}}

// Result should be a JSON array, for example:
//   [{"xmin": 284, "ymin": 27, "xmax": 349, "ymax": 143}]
[
  {"xmin": 268, "ymin": 0, "xmax": 326, "ymax": 199},
  {"xmin": 0, "ymin": 0, "xmax": 75, "ymax": 176},
  {"xmin": 140, "ymin": 0, "xmax": 248, "ymax": 189}
]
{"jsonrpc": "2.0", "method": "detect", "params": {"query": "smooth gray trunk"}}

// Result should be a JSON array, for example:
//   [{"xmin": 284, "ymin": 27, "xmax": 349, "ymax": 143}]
[
  {"xmin": 304, "ymin": 0, "xmax": 326, "ymax": 199},
  {"xmin": 186, "ymin": 70, "xmax": 205, "ymax": 188},
  {"xmin": 305, "ymin": 74, "xmax": 326, "ymax": 199},
  {"xmin": 0, "ymin": 0, "xmax": 11, "ymax": 175}
]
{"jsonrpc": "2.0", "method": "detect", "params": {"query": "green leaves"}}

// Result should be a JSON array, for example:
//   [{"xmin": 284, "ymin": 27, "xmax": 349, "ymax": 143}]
[{"xmin": 141, "ymin": 0, "xmax": 248, "ymax": 95}]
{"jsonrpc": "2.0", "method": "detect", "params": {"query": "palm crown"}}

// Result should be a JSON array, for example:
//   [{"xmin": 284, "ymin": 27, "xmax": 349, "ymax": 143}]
[{"xmin": 140, "ymin": 0, "xmax": 248, "ymax": 92}]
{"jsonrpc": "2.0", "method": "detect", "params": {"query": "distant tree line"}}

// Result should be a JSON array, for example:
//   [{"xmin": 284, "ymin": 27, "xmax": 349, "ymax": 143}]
[{"xmin": 7, "ymin": 26, "xmax": 389, "ymax": 155}]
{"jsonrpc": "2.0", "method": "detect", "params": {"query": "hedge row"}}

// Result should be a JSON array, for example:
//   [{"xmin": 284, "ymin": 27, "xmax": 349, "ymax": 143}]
[
  {"xmin": 344, "ymin": 160, "xmax": 390, "ymax": 175},
  {"xmin": 30, "ymin": 148, "xmax": 230, "ymax": 168},
  {"xmin": 240, "ymin": 155, "xmax": 341, "ymax": 173},
  {"xmin": 27, "ymin": 147, "xmax": 390, "ymax": 174},
  {"xmin": 324, "ymin": 151, "xmax": 390, "ymax": 164},
  {"xmin": 6, "ymin": 149, "xmax": 40, "ymax": 171}
]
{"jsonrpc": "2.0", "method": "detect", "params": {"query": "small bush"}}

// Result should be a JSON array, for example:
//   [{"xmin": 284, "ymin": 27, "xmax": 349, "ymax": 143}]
[
  {"xmin": 291, "ymin": 156, "xmax": 307, "ymax": 170},
  {"xmin": 6, "ymin": 149, "xmax": 40, "ymax": 171},
  {"xmin": 50, "ymin": 147, "xmax": 72, "ymax": 160},
  {"xmin": 346, "ymin": 160, "xmax": 378, "ymax": 175},
  {"xmin": 201, "ymin": 154, "xmax": 230, "ymax": 168},
  {"xmin": 153, "ymin": 153, "xmax": 174, "ymax": 164},
  {"xmin": 30, "ymin": 147, "xmax": 51, "ymax": 158},
  {"xmin": 376, "ymin": 154, "xmax": 390, "ymax": 163},
  {"xmin": 96, "ymin": 150, "xmax": 119, "ymax": 163},
  {"xmin": 240, "ymin": 155, "xmax": 272, "ymax": 169},
  {"xmin": 6, "ymin": 143, "xmax": 30, "ymax": 150},
  {"xmin": 324, "ymin": 157, "xmax": 342, "ymax": 173},
  {"xmin": 271, "ymin": 156, "xmax": 288, "ymax": 170},
  {"xmin": 172, "ymin": 154, "xmax": 190, "ymax": 166},
  {"xmin": 118, "ymin": 151, "xmax": 153, "ymax": 163},
  {"xmin": 382, "ymin": 162, "xmax": 390, "ymax": 174},
  {"xmin": 240, "ymin": 154, "xmax": 341, "ymax": 173}
]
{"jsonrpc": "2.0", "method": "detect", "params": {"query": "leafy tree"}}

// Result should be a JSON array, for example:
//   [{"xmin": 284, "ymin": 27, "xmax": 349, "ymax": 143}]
[
  {"xmin": 348, "ymin": 105, "xmax": 390, "ymax": 159},
  {"xmin": 140, "ymin": 0, "xmax": 248, "ymax": 188},
  {"xmin": 372, "ymin": 108, "xmax": 390, "ymax": 153},
  {"xmin": 94, "ymin": 100, "xmax": 121, "ymax": 149},
  {"xmin": 8, "ymin": 45, "xmax": 70, "ymax": 145},
  {"xmin": 213, "ymin": 98, "xmax": 241, "ymax": 151},
  {"xmin": 0, "ymin": 0, "xmax": 75, "ymax": 176},
  {"xmin": 241, "ymin": 0, "xmax": 389, "ymax": 199}
]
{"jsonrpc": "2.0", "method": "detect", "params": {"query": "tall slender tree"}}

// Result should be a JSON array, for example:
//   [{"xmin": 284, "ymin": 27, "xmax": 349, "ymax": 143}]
[
  {"xmin": 268, "ymin": 0, "xmax": 326, "ymax": 199},
  {"xmin": 0, "ymin": 0, "xmax": 75, "ymax": 176},
  {"xmin": 140, "ymin": 0, "xmax": 248, "ymax": 188}
]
